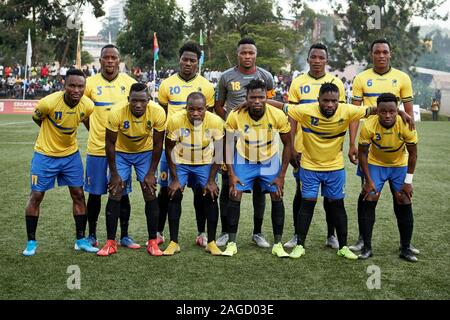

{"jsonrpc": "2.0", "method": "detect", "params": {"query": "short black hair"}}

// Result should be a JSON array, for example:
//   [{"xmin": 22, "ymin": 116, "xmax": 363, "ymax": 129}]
[
  {"xmin": 65, "ymin": 68, "xmax": 86, "ymax": 79},
  {"xmin": 187, "ymin": 92, "xmax": 206, "ymax": 105},
  {"xmin": 370, "ymin": 39, "xmax": 391, "ymax": 52},
  {"xmin": 377, "ymin": 92, "xmax": 398, "ymax": 106},
  {"xmin": 129, "ymin": 83, "xmax": 148, "ymax": 94},
  {"xmin": 245, "ymin": 79, "xmax": 266, "ymax": 94},
  {"xmin": 100, "ymin": 44, "xmax": 119, "ymax": 57},
  {"xmin": 308, "ymin": 43, "xmax": 328, "ymax": 58},
  {"xmin": 237, "ymin": 37, "xmax": 256, "ymax": 48},
  {"xmin": 179, "ymin": 41, "xmax": 202, "ymax": 60},
  {"xmin": 319, "ymin": 82, "xmax": 339, "ymax": 96}
]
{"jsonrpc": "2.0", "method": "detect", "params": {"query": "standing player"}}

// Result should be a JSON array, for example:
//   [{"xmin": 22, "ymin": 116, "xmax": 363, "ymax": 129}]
[
  {"xmin": 97, "ymin": 83, "xmax": 166, "ymax": 256},
  {"xmin": 287, "ymin": 83, "xmax": 378, "ymax": 260},
  {"xmin": 84, "ymin": 45, "xmax": 138, "ymax": 249},
  {"xmin": 23, "ymin": 69, "xmax": 98, "ymax": 256},
  {"xmin": 163, "ymin": 92, "xmax": 224, "ymax": 256},
  {"xmin": 284, "ymin": 43, "xmax": 345, "ymax": 250},
  {"xmin": 356, "ymin": 93, "xmax": 418, "ymax": 262},
  {"xmin": 222, "ymin": 79, "xmax": 292, "ymax": 258},
  {"xmin": 348, "ymin": 39, "xmax": 419, "ymax": 254},
  {"xmin": 157, "ymin": 42, "xmax": 215, "ymax": 248},
  {"xmin": 214, "ymin": 37, "xmax": 275, "ymax": 248}
]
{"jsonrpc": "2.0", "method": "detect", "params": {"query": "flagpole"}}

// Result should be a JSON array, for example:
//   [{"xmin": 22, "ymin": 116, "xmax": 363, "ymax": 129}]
[
  {"xmin": 23, "ymin": 29, "xmax": 32, "ymax": 100},
  {"xmin": 199, "ymin": 30, "xmax": 203, "ymax": 75},
  {"xmin": 153, "ymin": 59, "xmax": 156, "ymax": 102}
]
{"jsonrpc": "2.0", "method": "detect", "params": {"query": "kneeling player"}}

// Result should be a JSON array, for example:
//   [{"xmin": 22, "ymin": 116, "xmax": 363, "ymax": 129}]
[
  {"xmin": 222, "ymin": 79, "xmax": 292, "ymax": 258},
  {"xmin": 357, "ymin": 93, "xmax": 418, "ymax": 262},
  {"xmin": 97, "ymin": 83, "xmax": 166, "ymax": 256},
  {"xmin": 163, "ymin": 92, "xmax": 224, "ymax": 256}
]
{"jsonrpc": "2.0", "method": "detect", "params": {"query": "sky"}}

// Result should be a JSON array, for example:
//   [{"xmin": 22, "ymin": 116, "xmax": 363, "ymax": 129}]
[{"xmin": 82, "ymin": 0, "xmax": 450, "ymax": 36}]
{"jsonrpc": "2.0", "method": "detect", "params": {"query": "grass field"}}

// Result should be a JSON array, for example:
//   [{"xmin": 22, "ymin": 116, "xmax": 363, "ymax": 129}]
[{"xmin": 0, "ymin": 114, "xmax": 449, "ymax": 300}]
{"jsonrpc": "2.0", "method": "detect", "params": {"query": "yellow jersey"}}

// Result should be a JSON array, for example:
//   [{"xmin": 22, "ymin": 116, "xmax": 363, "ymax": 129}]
[
  {"xmin": 33, "ymin": 91, "xmax": 93, "ymax": 157},
  {"xmin": 107, "ymin": 101, "xmax": 166, "ymax": 153},
  {"xmin": 225, "ymin": 105, "xmax": 291, "ymax": 162},
  {"xmin": 288, "ymin": 103, "xmax": 370, "ymax": 171},
  {"xmin": 352, "ymin": 67, "xmax": 413, "ymax": 107},
  {"xmin": 288, "ymin": 73, "xmax": 346, "ymax": 153},
  {"xmin": 166, "ymin": 111, "xmax": 224, "ymax": 165},
  {"xmin": 359, "ymin": 115, "xmax": 418, "ymax": 167},
  {"xmin": 84, "ymin": 73, "xmax": 137, "ymax": 156},
  {"xmin": 158, "ymin": 73, "xmax": 215, "ymax": 119}
]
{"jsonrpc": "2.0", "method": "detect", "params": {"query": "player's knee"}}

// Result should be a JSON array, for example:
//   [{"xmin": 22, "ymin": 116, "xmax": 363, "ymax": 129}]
[
  {"xmin": 395, "ymin": 192, "xmax": 411, "ymax": 205},
  {"xmin": 170, "ymin": 190, "xmax": 183, "ymax": 203},
  {"xmin": 28, "ymin": 191, "xmax": 45, "ymax": 207},
  {"xmin": 229, "ymin": 192, "xmax": 242, "ymax": 202},
  {"xmin": 143, "ymin": 192, "xmax": 157, "ymax": 202},
  {"xmin": 270, "ymin": 193, "xmax": 282, "ymax": 202},
  {"xmin": 70, "ymin": 188, "xmax": 85, "ymax": 204}
]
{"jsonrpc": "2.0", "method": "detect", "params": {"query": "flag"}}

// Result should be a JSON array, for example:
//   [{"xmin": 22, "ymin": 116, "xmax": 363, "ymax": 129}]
[
  {"xmin": 153, "ymin": 32, "xmax": 159, "ymax": 62},
  {"xmin": 75, "ymin": 29, "xmax": 81, "ymax": 69},
  {"xmin": 199, "ymin": 30, "xmax": 204, "ymax": 66},
  {"xmin": 26, "ymin": 29, "xmax": 32, "ymax": 68}
]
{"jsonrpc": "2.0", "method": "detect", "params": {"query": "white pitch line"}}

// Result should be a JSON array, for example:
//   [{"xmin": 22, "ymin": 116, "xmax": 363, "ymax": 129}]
[
  {"xmin": 0, "ymin": 141, "xmax": 34, "ymax": 145},
  {"xmin": 0, "ymin": 121, "xmax": 32, "ymax": 126}
]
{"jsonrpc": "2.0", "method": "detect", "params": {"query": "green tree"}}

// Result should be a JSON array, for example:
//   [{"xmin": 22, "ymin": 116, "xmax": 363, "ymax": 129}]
[
  {"xmin": 189, "ymin": 0, "xmax": 227, "ymax": 61},
  {"xmin": 99, "ymin": 16, "xmax": 122, "ymax": 42},
  {"xmin": 81, "ymin": 50, "xmax": 94, "ymax": 65},
  {"xmin": 0, "ymin": 0, "xmax": 104, "ymax": 66},
  {"xmin": 116, "ymin": 0, "xmax": 185, "ymax": 68},
  {"xmin": 329, "ymin": 0, "xmax": 448, "ymax": 71}
]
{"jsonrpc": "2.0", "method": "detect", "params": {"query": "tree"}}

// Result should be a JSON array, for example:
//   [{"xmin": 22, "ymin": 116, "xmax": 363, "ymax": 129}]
[
  {"xmin": 81, "ymin": 50, "xmax": 94, "ymax": 65},
  {"xmin": 189, "ymin": 0, "xmax": 227, "ymax": 61},
  {"xmin": 0, "ymin": 0, "xmax": 104, "ymax": 66},
  {"xmin": 329, "ymin": 0, "xmax": 448, "ymax": 71},
  {"xmin": 116, "ymin": 0, "xmax": 185, "ymax": 68},
  {"xmin": 99, "ymin": 16, "xmax": 122, "ymax": 42}
]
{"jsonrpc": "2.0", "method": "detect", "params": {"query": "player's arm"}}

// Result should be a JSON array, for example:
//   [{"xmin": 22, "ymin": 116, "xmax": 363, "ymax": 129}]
[
  {"xmin": 400, "ymin": 101, "xmax": 415, "ymax": 130},
  {"xmin": 358, "ymin": 143, "xmax": 378, "ymax": 199},
  {"xmin": 165, "ymin": 137, "xmax": 181, "ymax": 199},
  {"xmin": 288, "ymin": 115, "xmax": 300, "ymax": 169},
  {"xmin": 32, "ymin": 115, "xmax": 42, "ymax": 127},
  {"xmin": 214, "ymin": 76, "xmax": 227, "ymax": 120},
  {"xmin": 105, "ymin": 128, "xmax": 122, "ymax": 195},
  {"xmin": 348, "ymin": 99, "xmax": 362, "ymax": 165},
  {"xmin": 32, "ymin": 101, "xmax": 48, "ymax": 127},
  {"xmin": 82, "ymin": 118, "xmax": 90, "ymax": 131},
  {"xmin": 401, "ymin": 143, "xmax": 418, "ymax": 201},
  {"xmin": 272, "ymin": 131, "xmax": 292, "ymax": 198}
]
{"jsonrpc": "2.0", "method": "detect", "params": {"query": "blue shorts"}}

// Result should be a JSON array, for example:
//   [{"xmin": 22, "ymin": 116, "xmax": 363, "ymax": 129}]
[
  {"xmin": 300, "ymin": 167, "xmax": 346, "ymax": 200},
  {"xmin": 30, "ymin": 151, "xmax": 84, "ymax": 192},
  {"xmin": 233, "ymin": 153, "xmax": 280, "ymax": 193},
  {"xmin": 84, "ymin": 155, "xmax": 108, "ymax": 195},
  {"xmin": 112, "ymin": 151, "xmax": 153, "ymax": 194},
  {"xmin": 169, "ymin": 164, "xmax": 213, "ymax": 189},
  {"xmin": 367, "ymin": 164, "xmax": 407, "ymax": 193},
  {"xmin": 158, "ymin": 152, "xmax": 169, "ymax": 187}
]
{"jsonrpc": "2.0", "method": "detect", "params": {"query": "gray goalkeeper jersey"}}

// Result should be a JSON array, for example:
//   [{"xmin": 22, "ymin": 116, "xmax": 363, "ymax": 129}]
[{"xmin": 216, "ymin": 66, "xmax": 274, "ymax": 116}]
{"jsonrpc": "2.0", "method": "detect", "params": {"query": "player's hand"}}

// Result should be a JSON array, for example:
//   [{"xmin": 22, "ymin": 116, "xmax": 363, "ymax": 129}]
[
  {"xmin": 143, "ymin": 173, "xmax": 157, "ymax": 195},
  {"xmin": 270, "ymin": 175, "xmax": 285, "ymax": 198},
  {"xmin": 362, "ymin": 180, "xmax": 378, "ymax": 200},
  {"xmin": 290, "ymin": 152, "xmax": 301, "ymax": 169},
  {"xmin": 348, "ymin": 145, "xmax": 358, "ymax": 165},
  {"xmin": 168, "ymin": 179, "xmax": 183, "ymax": 199},
  {"xmin": 203, "ymin": 180, "xmax": 219, "ymax": 201},
  {"xmin": 108, "ymin": 173, "xmax": 124, "ymax": 196},
  {"xmin": 400, "ymin": 183, "xmax": 413, "ymax": 201},
  {"xmin": 399, "ymin": 110, "xmax": 415, "ymax": 130},
  {"xmin": 229, "ymin": 174, "xmax": 243, "ymax": 198}
]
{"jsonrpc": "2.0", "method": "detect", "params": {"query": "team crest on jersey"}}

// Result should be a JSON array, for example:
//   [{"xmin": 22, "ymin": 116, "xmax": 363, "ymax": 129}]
[
  {"xmin": 244, "ymin": 124, "xmax": 250, "ymax": 133},
  {"xmin": 392, "ymin": 80, "xmax": 398, "ymax": 87},
  {"xmin": 197, "ymin": 87, "xmax": 202, "ymax": 92},
  {"xmin": 121, "ymin": 86, "xmax": 126, "ymax": 94},
  {"xmin": 181, "ymin": 128, "xmax": 190, "ymax": 137},
  {"xmin": 268, "ymin": 123, "xmax": 273, "ymax": 130},
  {"xmin": 146, "ymin": 120, "xmax": 152, "ymax": 129},
  {"xmin": 80, "ymin": 112, "xmax": 85, "ymax": 118},
  {"xmin": 338, "ymin": 118, "xmax": 344, "ymax": 126}
]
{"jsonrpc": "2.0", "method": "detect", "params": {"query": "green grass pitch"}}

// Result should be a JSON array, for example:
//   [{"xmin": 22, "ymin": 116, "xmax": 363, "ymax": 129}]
[{"xmin": 0, "ymin": 114, "xmax": 449, "ymax": 300}]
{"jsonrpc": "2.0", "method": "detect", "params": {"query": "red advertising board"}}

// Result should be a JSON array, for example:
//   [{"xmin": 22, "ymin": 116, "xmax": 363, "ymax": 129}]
[{"xmin": 0, "ymin": 99, "xmax": 38, "ymax": 114}]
